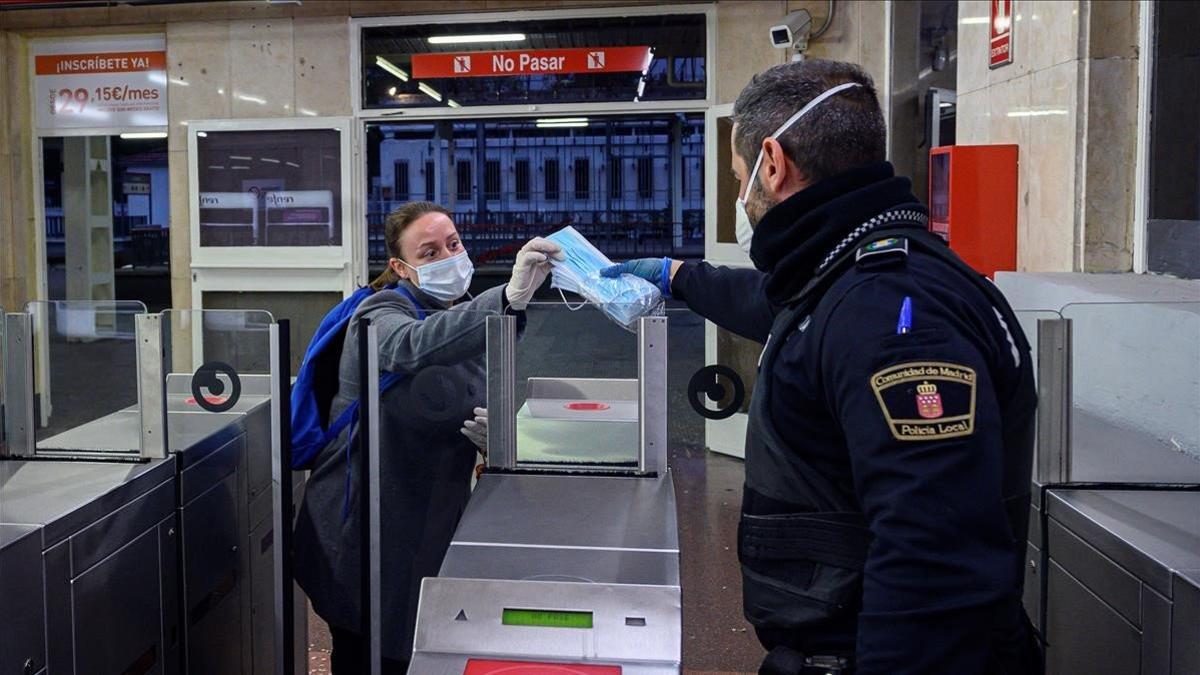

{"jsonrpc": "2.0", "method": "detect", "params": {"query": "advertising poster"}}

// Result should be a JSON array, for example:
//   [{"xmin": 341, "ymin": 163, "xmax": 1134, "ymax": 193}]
[{"xmin": 33, "ymin": 36, "xmax": 167, "ymax": 130}]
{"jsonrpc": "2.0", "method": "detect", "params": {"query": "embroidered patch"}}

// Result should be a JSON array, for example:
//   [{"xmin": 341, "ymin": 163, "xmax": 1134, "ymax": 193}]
[
  {"xmin": 870, "ymin": 361, "xmax": 976, "ymax": 441},
  {"xmin": 859, "ymin": 235, "xmax": 902, "ymax": 258}
]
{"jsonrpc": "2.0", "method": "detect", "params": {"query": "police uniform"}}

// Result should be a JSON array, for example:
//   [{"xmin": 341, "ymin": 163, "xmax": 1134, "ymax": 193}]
[{"xmin": 671, "ymin": 163, "xmax": 1041, "ymax": 674}]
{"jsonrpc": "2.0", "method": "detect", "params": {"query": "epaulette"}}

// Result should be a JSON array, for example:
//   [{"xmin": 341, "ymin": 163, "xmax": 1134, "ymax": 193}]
[{"xmin": 855, "ymin": 236, "xmax": 909, "ymax": 270}]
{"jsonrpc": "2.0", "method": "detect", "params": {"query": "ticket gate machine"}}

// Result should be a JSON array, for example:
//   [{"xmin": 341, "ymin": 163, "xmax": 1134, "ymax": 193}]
[{"xmin": 406, "ymin": 315, "xmax": 681, "ymax": 673}]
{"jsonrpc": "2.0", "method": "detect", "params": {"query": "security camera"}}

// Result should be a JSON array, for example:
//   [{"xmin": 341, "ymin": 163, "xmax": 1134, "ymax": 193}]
[{"xmin": 771, "ymin": 9, "xmax": 814, "ymax": 51}]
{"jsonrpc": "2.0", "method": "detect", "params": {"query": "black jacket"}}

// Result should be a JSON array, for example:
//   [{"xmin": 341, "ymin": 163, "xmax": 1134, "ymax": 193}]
[{"xmin": 671, "ymin": 163, "xmax": 1037, "ymax": 674}]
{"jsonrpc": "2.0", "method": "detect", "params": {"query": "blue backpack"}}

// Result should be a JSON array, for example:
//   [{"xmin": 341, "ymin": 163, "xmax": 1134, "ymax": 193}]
[{"xmin": 289, "ymin": 284, "xmax": 426, "ymax": 470}]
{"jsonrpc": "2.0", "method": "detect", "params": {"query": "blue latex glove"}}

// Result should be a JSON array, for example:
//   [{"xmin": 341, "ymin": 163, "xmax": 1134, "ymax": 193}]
[{"xmin": 600, "ymin": 257, "xmax": 673, "ymax": 298}]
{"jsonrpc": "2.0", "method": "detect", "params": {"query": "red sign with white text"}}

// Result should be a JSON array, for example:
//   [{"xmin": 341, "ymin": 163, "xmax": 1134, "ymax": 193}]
[
  {"xmin": 989, "ymin": 0, "xmax": 1014, "ymax": 68},
  {"xmin": 411, "ymin": 46, "xmax": 652, "ymax": 79}
]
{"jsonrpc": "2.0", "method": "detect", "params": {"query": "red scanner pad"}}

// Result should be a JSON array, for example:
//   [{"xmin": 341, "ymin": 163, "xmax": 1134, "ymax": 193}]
[{"xmin": 464, "ymin": 660, "xmax": 621, "ymax": 675}]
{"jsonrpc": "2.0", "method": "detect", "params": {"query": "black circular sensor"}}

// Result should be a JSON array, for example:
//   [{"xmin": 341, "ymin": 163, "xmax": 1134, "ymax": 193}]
[
  {"xmin": 688, "ymin": 365, "xmax": 745, "ymax": 420},
  {"xmin": 191, "ymin": 362, "xmax": 241, "ymax": 413},
  {"xmin": 408, "ymin": 366, "xmax": 466, "ymax": 423}
]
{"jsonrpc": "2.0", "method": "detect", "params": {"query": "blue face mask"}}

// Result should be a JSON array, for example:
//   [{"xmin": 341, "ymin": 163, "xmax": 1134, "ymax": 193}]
[{"xmin": 544, "ymin": 226, "xmax": 664, "ymax": 332}]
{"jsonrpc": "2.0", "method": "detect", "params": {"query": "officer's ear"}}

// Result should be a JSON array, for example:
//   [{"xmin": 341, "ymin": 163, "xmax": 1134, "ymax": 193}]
[{"xmin": 760, "ymin": 138, "xmax": 805, "ymax": 196}]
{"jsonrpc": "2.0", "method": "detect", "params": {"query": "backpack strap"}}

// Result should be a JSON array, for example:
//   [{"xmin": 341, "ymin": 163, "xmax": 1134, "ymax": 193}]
[{"xmin": 324, "ymin": 286, "xmax": 427, "ymax": 443}]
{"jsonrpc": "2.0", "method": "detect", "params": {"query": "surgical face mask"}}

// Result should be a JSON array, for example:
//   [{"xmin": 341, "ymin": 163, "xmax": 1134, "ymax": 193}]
[
  {"xmin": 733, "ymin": 81, "xmax": 864, "ymax": 254},
  {"xmin": 544, "ymin": 226, "xmax": 664, "ymax": 332},
  {"xmin": 399, "ymin": 250, "xmax": 474, "ymax": 302}
]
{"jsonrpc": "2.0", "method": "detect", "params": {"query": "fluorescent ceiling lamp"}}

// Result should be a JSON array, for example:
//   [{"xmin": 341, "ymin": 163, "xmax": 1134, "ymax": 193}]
[
  {"xmin": 285, "ymin": 161, "xmax": 301, "ymax": 168},
  {"xmin": 231, "ymin": 165, "xmax": 250, "ymax": 170},
  {"xmin": 537, "ymin": 121, "xmax": 588, "ymax": 129},
  {"xmin": 939, "ymin": 101, "xmax": 954, "ymax": 108},
  {"xmin": 229, "ymin": 155, "xmax": 252, "ymax": 161},
  {"xmin": 418, "ymin": 82, "xmax": 443, "ymax": 101},
  {"xmin": 1007, "ymin": 109, "xmax": 1068, "ymax": 117},
  {"xmin": 960, "ymin": 16, "xmax": 989, "ymax": 24},
  {"xmin": 260, "ymin": 157, "xmax": 280, "ymax": 164},
  {"xmin": 119, "ymin": 131, "xmax": 167, "ymax": 139},
  {"xmin": 536, "ymin": 117, "xmax": 587, "ymax": 124},
  {"xmin": 235, "ymin": 93, "xmax": 266, "ymax": 105},
  {"xmin": 427, "ymin": 33, "xmax": 525, "ymax": 45},
  {"xmin": 375, "ymin": 56, "xmax": 410, "ymax": 81},
  {"xmin": 208, "ymin": 165, "xmax": 224, "ymax": 170},
  {"xmin": 447, "ymin": 99, "xmax": 461, "ymax": 108}
]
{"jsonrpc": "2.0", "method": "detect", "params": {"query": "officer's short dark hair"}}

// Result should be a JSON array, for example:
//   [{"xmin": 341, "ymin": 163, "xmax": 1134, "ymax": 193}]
[{"xmin": 731, "ymin": 59, "xmax": 886, "ymax": 184}]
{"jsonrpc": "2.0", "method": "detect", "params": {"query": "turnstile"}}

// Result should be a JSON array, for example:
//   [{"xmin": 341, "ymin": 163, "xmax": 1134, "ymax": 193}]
[
  {"xmin": 404, "ymin": 315, "xmax": 681, "ymax": 673},
  {"xmin": 0, "ymin": 306, "xmax": 303, "ymax": 674}
]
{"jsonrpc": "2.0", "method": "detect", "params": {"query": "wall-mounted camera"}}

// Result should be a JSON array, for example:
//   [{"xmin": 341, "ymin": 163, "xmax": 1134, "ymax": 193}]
[{"xmin": 770, "ymin": 10, "xmax": 814, "ymax": 57}]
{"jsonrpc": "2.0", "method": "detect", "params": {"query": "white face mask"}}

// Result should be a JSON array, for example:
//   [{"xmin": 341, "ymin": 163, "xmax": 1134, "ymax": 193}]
[
  {"xmin": 733, "ymin": 81, "xmax": 864, "ymax": 254},
  {"xmin": 399, "ymin": 250, "xmax": 474, "ymax": 302}
]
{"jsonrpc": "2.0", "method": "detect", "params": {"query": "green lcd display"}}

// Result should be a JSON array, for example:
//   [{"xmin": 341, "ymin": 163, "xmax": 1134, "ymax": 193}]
[{"xmin": 502, "ymin": 608, "xmax": 594, "ymax": 629}]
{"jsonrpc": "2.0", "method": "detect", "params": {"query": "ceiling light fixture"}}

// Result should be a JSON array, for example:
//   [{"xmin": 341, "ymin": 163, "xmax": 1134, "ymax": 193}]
[
  {"xmin": 427, "ymin": 33, "xmax": 526, "ymax": 45},
  {"xmin": 375, "ymin": 56, "xmax": 410, "ymax": 82},
  {"xmin": 537, "ymin": 121, "xmax": 588, "ymax": 129},
  {"xmin": 535, "ymin": 117, "xmax": 587, "ymax": 124},
  {"xmin": 418, "ymin": 82, "xmax": 443, "ymax": 101},
  {"xmin": 447, "ymin": 99, "xmax": 462, "ymax": 108},
  {"xmin": 119, "ymin": 132, "xmax": 167, "ymax": 139}
]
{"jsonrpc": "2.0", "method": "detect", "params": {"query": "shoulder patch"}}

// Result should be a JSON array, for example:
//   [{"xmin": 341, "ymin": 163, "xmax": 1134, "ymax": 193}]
[
  {"xmin": 870, "ymin": 361, "xmax": 976, "ymax": 441},
  {"xmin": 856, "ymin": 236, "xmax": 908, "ymax": 269}
]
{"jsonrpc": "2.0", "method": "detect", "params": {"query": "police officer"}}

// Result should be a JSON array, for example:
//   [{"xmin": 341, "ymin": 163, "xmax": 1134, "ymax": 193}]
[{"xmin": 604, "ymin": 60, "xmax": 1041, "ymax": 674}]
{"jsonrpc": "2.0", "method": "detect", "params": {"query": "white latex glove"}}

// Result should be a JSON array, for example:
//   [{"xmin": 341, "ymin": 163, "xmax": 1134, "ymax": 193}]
[
  {"xmin": 506, "ymin": 237, "xmax": 564, "ymax": 310},
  {"xmin": 460, "ymin": 406, "xmax": 488, "ymax": 454}
]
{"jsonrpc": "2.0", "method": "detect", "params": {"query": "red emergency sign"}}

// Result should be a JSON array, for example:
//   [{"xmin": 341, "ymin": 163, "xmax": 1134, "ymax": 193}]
[
  {"xmin": 989, "ymin": 0, "xmax": 1014, "ymax": 68},
  {"xmin": 411, "ymin": 46, "xmax": 652, "ymax": 79}
]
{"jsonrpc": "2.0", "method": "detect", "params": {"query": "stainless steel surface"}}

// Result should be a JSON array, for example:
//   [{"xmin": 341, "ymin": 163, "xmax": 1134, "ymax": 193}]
[
  {"xmin": 638, "ymin": 315, "xmax": 668, "ymax": 476},
  {"xmin": 270, "ymin": 323, "xmax": 287, "ymax": 675},
  {"xmin": 440, "ymin": 543, "xmax": 680, "ymax": 586},
  {"xmin": 525, "ymin": 397, "xmax": 638, "ymax": 422},
  {"xmin": 412, "ymin": 577, "xmax": 681, "ymax": 667},
  {"xmin": 527, "ymin": 377, "xmax": 638, "ymax": 402},
  {"xmin": 1036, "ymin": 318, "xmax": 1072, "ymax": 483},
  {"xmin": 516, "ymin": 400, "xmax": 639, "ymax": 466},
  {"xmin": 1045, "ymin": 558, "xmax": 1140, "ymax": 675},
  {"xmin": 449, "ymin": 473, "xmax": 679, "ymax": 554},
  {"xmin": 0, "ymin": 523, "xmax": 45, "ymax": 675},
  {"xmin": 137, "ymin": 313, "xmax": 169, "ymax": 460},
  {"xmin": 1174, "ymin": 569, "xmax": 1200, "ymax": 673},
  {"xmin": 486, "ymin": 315, "xmax": 518, "ymax": 471},
  {"xmin": 366, "ymin": 322, "xmax": 383, "ymax": 675},
  {"xmin": 1043, "ymin": 489, "xmax": 1200, "ymax": 674},
  {"xmin": 0, "ymin": 456, "xmax": 178, "ymax": 675},
  {"xmin": 0, "ymin": 458, "xmax": 175, "ymax": 543},
  {"xmin": 1047, "ymin": 489, "xmax": 1200, "ymax": 598},
  {"xmin": 3, "ymin": 312, "xmax": 34, "ymax": 458}
]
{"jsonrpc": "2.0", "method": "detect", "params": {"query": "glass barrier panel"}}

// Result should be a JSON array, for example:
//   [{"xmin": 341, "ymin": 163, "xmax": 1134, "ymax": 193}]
[
  {"xmin": 24, "ymin": 300, "xmax": 148, "ymax": 455},
  {"xmin": 515, "ymin": 301, "xmax": 642, "ymax": 469},
  {"xmin": 160, "ymin": 311, "xmax": 276, "ymax": 437},
  {"xmin": 1060, "ymin": 302, "xmax": 1200, "ymax": 483}
]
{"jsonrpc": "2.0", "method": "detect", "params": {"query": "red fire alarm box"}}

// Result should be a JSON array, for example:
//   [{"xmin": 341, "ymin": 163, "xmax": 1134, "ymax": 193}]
[{"xmin": 928, "ymin": 144, "xmax": 1018, "ymax": 278}]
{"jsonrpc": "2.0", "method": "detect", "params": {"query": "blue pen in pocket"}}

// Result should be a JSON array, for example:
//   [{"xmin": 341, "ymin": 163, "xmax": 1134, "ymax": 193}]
[{"xmin": 897, "ymin": 296, "xmax": 912, "ymax": 334}]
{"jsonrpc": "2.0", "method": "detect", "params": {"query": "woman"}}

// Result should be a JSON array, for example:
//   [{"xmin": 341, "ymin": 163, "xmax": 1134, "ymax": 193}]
[{"xmin": 293, "ymin": 201, "xmax": 561, "ymax": 672}]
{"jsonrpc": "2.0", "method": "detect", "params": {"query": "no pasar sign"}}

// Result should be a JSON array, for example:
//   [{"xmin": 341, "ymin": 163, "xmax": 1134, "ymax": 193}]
[{"xmin": 411, "ymin": 46, "xmax": 652, "ymax": 79}]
